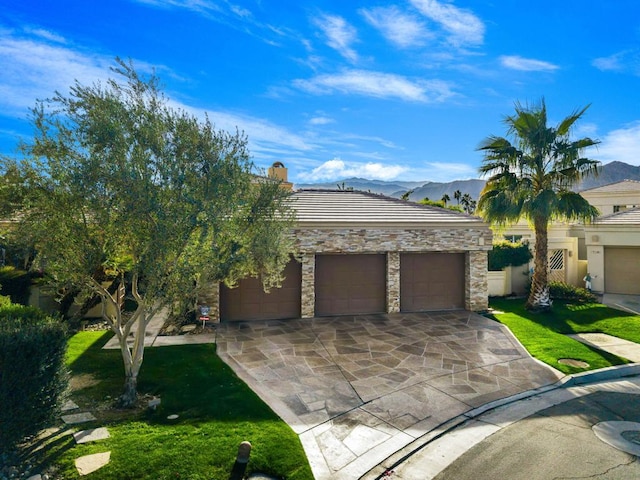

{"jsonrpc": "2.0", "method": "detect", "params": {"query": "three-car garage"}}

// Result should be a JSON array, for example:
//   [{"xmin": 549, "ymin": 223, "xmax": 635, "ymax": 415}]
[{"xmin": 216, "ymin": 190, "xmax": 492, "ymax": 321}]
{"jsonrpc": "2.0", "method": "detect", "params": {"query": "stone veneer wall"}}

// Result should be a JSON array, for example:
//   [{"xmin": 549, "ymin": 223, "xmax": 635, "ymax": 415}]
[
  {"xmin": 293, "ymin": 227, "xmax": 492, "ymax": 317},
  {"xmin": 205, "ymin": 226, "xmax": 492, "ymax": 320}
]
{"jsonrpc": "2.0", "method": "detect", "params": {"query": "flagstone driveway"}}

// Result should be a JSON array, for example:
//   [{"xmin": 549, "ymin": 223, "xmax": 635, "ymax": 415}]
[{"xmin": 216, "ymin": 310, "xmax": 563, "ymax": 480}]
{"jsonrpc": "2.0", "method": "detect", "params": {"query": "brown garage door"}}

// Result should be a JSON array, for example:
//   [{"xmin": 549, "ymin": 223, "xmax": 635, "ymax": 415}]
[
  {"xmin": 604, "ymin": 247, "xmax": 640, "ymax": 295},
  {"xmin": 401, "ymin": 253, "xmax": 465, "ymax": 311},
  {"xmin": 220, "ymin": 259, "xmax": 301, "ymax": 321},
  {"xmin": 315, "ymin": 254, "xmax": 386, "ymax": 316}
]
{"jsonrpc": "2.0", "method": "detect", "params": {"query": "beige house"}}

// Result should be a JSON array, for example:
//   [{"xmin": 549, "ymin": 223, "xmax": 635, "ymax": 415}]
[
  {"xmin": 208, "ymin": 189, "xmax": 493, "ymax": 322},
  {"xmin": 494, "ymin": 179, "xmax": 640, "ymax": 296}
]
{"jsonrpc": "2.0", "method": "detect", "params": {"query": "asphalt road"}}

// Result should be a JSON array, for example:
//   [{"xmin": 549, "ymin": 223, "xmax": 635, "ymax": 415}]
[{"xmin": 431, "ymin": 390, "xmax": 640, "ymax": 480}]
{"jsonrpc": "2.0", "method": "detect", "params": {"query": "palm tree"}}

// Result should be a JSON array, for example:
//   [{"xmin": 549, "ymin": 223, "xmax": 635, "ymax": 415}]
[
  {"xmin": 441, "ymin": 193, "xmax": 450, "ymax": 206},
  {"xmin": 461, "ymin": 193, "xmax": 474, "ymax": 214},
  {"xmin": 477, "ymin": 99, "xmax": 600, "ymax": 311},
  {"xmin": 401, "ymin": 188, "xmax": 415, "ymax": 201},
  {"xmin": 453, "ymin": 189, "xmax": 462, "ymax": 205}
]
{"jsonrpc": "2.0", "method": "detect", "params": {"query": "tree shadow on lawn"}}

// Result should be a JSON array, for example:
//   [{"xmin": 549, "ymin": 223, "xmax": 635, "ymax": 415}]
[
  {"xmin": 491, "ymin": 298, "xmax": 638, "ymax": 334},
  {"xmin": 66, "ymin": 331, "xmax": 280, "ymax": 424}
]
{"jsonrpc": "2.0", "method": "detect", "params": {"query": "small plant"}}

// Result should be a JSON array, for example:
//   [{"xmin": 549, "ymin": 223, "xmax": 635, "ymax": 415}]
[{"xmin": 549, "ymin": 281, "xmax": 596, "ymax": 303}]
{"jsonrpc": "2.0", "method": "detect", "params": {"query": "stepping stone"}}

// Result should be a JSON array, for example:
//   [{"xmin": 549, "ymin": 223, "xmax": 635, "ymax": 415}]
[
  {"xmin": 75, "ymin": 451, "xmax": 111, "ymax": 476},
  {"xmin": 62, "ymin": 412, "xmax": 97, "ymax": 425},
  {"xmin": 62, "ymin": 400, "xmax": 79, "ymax": 411},
  {"xmin": 73, "ymin": 427, "xmax": 110, "ymax": 444},
  {"xmin": 26, "ymin": 475, "xmax": 42, "ymax": 480}
]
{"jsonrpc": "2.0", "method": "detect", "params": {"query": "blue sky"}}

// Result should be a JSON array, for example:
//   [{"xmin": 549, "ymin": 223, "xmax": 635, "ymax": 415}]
[{"xmin": 1, "ymin": 1, "xmax": 640, "ymax": 184}]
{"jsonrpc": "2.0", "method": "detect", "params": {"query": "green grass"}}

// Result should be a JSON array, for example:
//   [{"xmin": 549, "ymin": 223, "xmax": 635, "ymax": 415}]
[
  {"xmin": 39, "ymin": 331, "xmax": 313, "ymax": 480},
  {"xmin": 490, "ymin": 297, "xmax": 640, "ymax": 374}
]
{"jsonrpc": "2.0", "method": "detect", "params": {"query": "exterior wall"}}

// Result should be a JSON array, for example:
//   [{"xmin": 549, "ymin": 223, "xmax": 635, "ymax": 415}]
[
  {"xmin": 294, "ymin": 227, "xmax": 491, "ymax": 316},
  {"xmin": 580, "ymin": 191, "xmax": 640, "ymax": 216},
  {"xmin": 584, "ymin": 225, "xmax": 640, "ymax": 293},
  {"xmin": 292, "ymin": 227, "xmax": 491, "ymax": 253},
  {"xmin": 300, "ymin": 253, "xmax": 315, "ymax": 318},
  {"xmin": 208, "ymin": 225, "xmax": 493, "ymax": 319},
  {"xmin": 387, "ymin": 251, "xmax": 400, "ymax": 313},
  {"xmin": 497, "ymin": 223, "xmax": 581, "ymax": 286},
  {"xmin": 467, "ymin": 250, "xmax": 489, "ymax": 310}
]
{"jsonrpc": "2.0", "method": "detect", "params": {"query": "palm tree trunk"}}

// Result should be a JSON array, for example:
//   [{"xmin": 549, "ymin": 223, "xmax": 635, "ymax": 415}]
[{"xmin": 526, "ymin": 217, "xmax": 552, "ymax": 311}]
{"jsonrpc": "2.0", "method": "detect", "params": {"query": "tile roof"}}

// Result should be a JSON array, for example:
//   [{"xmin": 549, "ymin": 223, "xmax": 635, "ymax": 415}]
[
  {"xmin": 291, "ymin": 189, "xmax": 487, "ymax": 227},
  {"xmin": 581, "ymin": 179, "xmax": 640, "ymax": 194},
  {"xmin": 595, "ymin": 207, "xmax": 640, "ymax": 225}
]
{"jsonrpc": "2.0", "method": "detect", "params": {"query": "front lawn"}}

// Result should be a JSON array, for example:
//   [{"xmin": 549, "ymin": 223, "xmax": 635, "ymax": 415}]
[
  {"xmin": 490, "ymin": 297, "xmax": 640, "ymax": 374},
  {"xmin": 35, "ymin": 331, "xmax": 313, "ymax": 480}
]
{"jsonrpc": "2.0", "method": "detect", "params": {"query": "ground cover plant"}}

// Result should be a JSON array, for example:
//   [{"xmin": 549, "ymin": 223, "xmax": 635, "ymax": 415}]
[
  {"xmin": 32, "ymin": 331, "xmax": 313, "ymax": 480},
  {"xmin": 489, "ymin": 297, "xmax": 640, "ymax": 374}
]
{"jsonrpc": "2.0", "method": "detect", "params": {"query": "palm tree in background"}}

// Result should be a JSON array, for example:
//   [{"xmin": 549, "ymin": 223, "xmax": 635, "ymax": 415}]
[
  {"xmin": 453, "ymin": 189, "xmax": 462, "ymax": 205},
  {"xmin": 477, "ymin": 99, "xmax": 600, "ymax": 311},
  {"xmin": 441, "ymin": 193, "xmax": 450, "ymax": 206}
]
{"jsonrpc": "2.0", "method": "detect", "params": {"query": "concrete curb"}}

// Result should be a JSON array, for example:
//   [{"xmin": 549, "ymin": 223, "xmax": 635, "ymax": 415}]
[{"xmin": 361, "ymin": 363, "xmax": 640, "ymax": 480}]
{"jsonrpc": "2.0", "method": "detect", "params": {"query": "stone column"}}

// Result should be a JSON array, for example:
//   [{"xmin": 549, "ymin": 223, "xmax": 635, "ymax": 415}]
[
  {"xmin": 466, "ymin": 250, "xmax": 488, "ymax": 311},
  {"xmin": 198, "ymin": 281, "xmax": 220, "ymax": 321},
  {"xmin": 387, "ymin": 251, "xmax": 400, "ymax": 313},
  {"xmin": 300, "ymin": 253, "xmax": 315, "ymax": 318}
]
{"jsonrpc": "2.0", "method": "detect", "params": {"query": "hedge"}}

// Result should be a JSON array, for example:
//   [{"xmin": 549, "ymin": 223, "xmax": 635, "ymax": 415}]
[
  {"xmin": 488, "ymin": 241, "xmax": 532, "ymax": 271},
  {"xmin": 0, "ymin": 300, "xmax": 68, "ymax": 455},
  {"xmin": 0, "ymin": 266, "xmax": 32, "ymax": 305}
]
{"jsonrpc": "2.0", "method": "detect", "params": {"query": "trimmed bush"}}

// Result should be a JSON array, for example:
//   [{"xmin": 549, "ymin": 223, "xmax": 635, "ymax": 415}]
[
  {"xmin": 488, "ymin": 241, "xmax": 532, "ymax": 271},
  {"xmin": 549, "ymin": 281, "xmax": 597, "ymax": 303},
  {"xmin": 0, "ymin": 266, "xmax": 32, "ymax": 305},
  {"xmin": 0, "ymin": 301, "xmax": 68, "ymax": 455}
]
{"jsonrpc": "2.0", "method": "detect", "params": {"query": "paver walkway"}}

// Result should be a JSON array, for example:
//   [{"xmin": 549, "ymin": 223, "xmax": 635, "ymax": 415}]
[
  {"xmin": 103, "ymin": 307, "xmax": 170, "ymax": 349},
  {"xmin": 569, "ymin": 333, "xmax": 640, "ymax": 362},
  {"xmin": 215, "ymin": 311, "xmax": 563, "ymax": 480}
]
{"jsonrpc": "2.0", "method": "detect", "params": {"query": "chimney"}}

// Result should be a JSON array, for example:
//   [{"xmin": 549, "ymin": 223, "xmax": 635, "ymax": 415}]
[{"xmin": 267, "ymin": 162, "xmax": 293, "ymax": 190}]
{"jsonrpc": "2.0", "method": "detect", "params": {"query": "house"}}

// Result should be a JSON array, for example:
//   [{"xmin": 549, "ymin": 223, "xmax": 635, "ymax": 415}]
[
  {"xmin": 205, "ymin": 173, "xmax": 493, "ymax": 321},
  {"xmin": 494, "ymin": 179, "xmax": 640, "ymax": 295}
]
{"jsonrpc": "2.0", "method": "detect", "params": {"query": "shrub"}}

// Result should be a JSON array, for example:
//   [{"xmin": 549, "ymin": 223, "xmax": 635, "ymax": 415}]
[
  {"xmin": 488, "ymin": 241, "xmax": 532, "ymax": 271},
  {"xmin": 0, "ymin": 301, "xmax": 68, "ymax": 455},
  {"xmin": 0, "ymin": 266, "xmax": 32, "ymax": 305},
  {"xmin": 549, "ymin": 281, "xmax": 597, "ymax": 303}
]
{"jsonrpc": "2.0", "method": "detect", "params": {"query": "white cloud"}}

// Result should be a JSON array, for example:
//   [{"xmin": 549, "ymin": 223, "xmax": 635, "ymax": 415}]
[
  {"xmin": 0, "ymin": 34, "xmax": 113, "ymax": 114},
  {"xmin": 312, "ymin": 13, "xmax": 358, "ymax": 62},
  {"xmin": 360, "ymin": 6, "xmax": 432, "ymax": 48},
  {"xmin": 500, "ymin": 55, "xmax": 559, "ymax": 72},
  {"xmin": 297, "ymin": 158, "xmax": 408, "ymax": 182},
  {"xmin": 293, "ymin": 69, "xmax": 455, "ymax": 103},
  {"xmin": 422, "ymin": 161, "xmax": 478, "ymax": 179},
  {"xmin": 597, "ymin": 122, "xmax": 640, "ymax": 165},
  {"xmin": 592, "ymin": 50, "xmax": 640, "ymax": 75},
  {"xmin": 131, "ymin": 0, "xmax": 222, "ymax": 15},
  {"xmin": 308, "ymin": 116, "xmax": 334, "ymax": 125},
  {"xmin": 409, "ymin": 0, "xmax": 484, "ymax": 47},
  {"xmin": 0, "ymin": 27, "xmax": 316, "ymax": 162}
]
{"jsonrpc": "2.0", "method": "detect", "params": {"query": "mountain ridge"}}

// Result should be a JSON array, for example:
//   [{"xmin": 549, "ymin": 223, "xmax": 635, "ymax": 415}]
[{"xmin": 295, "ymin": 161, "xmax": 640, "ymax": 201}]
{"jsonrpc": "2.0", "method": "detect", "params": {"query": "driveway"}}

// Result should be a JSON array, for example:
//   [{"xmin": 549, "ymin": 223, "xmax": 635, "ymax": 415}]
[{"xmin": 216, "ymin": 311, "xmax": 563, "ymax": 480}]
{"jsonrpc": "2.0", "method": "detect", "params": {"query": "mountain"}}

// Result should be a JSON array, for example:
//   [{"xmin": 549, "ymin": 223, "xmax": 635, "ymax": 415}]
[
  {"xmin": 295, "ymin": 177, "xmax": 485, "ymax": 201},
  {"xmin": 295, "ymin": 161, "xmax": 640, "ymax": 199},
  {"xmin": 577, "ymin": 161, "xmax": 640, "ymax": 190},
  {"xmin": 295, "ymin": 177, "xmax": 428, "ymax": 197}
]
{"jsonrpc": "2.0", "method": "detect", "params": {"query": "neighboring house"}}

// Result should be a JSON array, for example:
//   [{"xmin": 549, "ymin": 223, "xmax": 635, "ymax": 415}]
[
  {"xmin": 495, "ymin": 179, "xmax": 640, "ymax": 295},
  {"xmin": 204, "ymin": 174, "xmax": 493, "ymax": 321},
  {"xmin": 584, "ymin": 208, "xmax": 640, "ymax": 294}
]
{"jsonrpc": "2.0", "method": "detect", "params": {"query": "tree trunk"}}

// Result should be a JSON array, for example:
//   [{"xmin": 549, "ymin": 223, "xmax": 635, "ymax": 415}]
[
  {"xmin": 526, "ymin": 217, "xmax": 551, "ymax": 311},
  {"xmin": 118, "ymin": 373, "xmax": 139, "ymax": 408}
]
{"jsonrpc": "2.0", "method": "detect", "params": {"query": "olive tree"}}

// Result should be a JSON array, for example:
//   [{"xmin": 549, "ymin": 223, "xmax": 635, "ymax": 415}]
[{"xmin": 11, "ymin": 60, "xmax": 293, "ymax": 406}]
